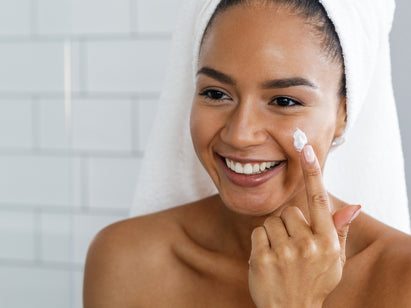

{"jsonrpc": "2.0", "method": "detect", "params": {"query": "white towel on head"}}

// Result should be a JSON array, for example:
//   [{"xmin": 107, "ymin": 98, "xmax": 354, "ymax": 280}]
[
  {"xmin": 318, "ymin": 0, "xmax": 409, "ymax": 232},
  {"xmin": 130, "ymin": 0, "xmax": 410, "ymax": 234}
]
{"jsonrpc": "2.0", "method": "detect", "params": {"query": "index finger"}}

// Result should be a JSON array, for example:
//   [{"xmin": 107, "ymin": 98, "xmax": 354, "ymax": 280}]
[{"xmin": 301, "ymin": 145, "xmax": 334, "ymax": 234}]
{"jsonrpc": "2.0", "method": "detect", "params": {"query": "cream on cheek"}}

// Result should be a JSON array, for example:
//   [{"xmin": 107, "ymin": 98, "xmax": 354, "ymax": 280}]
[
  {"xmin": 290, "ymin": 123, "xmax": 334, "ymax": 169},
  {"xmin": 290, "ymin": 103, "xmax": 338, "ymax": 149},
  {"xmin": 293, "ymin": 128, "xmax": 308, "ymax": 152}
]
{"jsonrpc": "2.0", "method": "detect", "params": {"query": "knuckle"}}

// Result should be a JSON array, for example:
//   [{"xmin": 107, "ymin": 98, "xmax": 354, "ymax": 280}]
[
  {"xmin": 281, "ymin": 206, "xmax": 299, "ymax": 219},
  {"xmin": 322, "ymin": 240, "xmax": 341, "ymax": 258},
  {"xmin": 311, "ymin": 192, "xmax": 329, "ymax": 208},
  {"xmin": 275, "ymin": 244, "xmax": 296, "ymax": 261},
  {"xmin": 249, "ymin": 250, "xmax": 273, "ymax": 268},
  {"xmin": 297, "ymin": 238, "xmax": 317, "ymax": 257},
  {"xmin": 251, "ymin": 226, "xmax": 265, "ymax": 238},
  {"xmin": 306, "ymin": 167, "xmax": 322, "ymax": 177},
  {"xmin": 263, "ymin": 216, "xmax": 282, "ymax": 232},
  {"xmin": 264, "ymin": 215, "xmax": 281, "ymax": 226}
]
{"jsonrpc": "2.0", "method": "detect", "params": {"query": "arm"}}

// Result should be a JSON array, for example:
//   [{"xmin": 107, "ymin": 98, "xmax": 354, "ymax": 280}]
[
  {"xmin": 83, "ymin": 222, "xmax": 136, "ymax": 308},
  {"xmin": 394, "ymin": 255, "xmax": 411, "ymax": 306},
  {"xmin": 366, "ymin": 234, "xmax": 411, "ymax": 307}
]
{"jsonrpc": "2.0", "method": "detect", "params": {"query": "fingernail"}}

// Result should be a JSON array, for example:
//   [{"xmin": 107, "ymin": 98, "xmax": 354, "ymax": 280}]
[
  {"xmin": 348, "ymin": 205, "xmax": 362, "ymax": 224},
  {"xmin": 303, "ymin": 145, "xmax": 315, "ymax": 163}
]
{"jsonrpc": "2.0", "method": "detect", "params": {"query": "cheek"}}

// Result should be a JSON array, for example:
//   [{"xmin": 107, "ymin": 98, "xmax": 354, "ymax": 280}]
[
  {"xmin": 265, "ymin": 109, "xmax": 336, "ymax": 155},
  {"xmin": 288, "ymin": 112, "xmax": 337, "ymax": 164},
  {"xmin": 190, "ymin": 102, "xmax": 222, "ymax": 156},
  {"xmin": 190, "ymin": 104, "xmax": 204, "ymax": 154}
]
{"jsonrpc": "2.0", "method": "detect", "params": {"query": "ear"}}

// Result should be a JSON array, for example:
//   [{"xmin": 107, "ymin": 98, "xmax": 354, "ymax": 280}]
[{"xmin": 334, "ymin": 96, "xmax": 347, "ymax": 138}]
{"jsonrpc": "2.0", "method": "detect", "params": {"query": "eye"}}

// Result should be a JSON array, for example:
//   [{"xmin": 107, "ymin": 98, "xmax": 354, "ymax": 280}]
[
  {"xmin": 199, "ymin": 89, "xmax": 230, "ymax": 101},
  {"xmin": 270, "ymin": 97, "xmax": 302, "ymax": 108}
]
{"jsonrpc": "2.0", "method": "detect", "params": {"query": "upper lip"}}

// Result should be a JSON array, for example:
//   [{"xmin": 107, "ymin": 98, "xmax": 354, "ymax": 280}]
[{"xmin": 217, "ymin": 153, "xmax": 285, "ymax": 164}]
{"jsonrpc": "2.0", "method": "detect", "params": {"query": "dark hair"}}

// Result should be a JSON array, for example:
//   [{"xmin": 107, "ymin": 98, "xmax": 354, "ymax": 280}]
[{"xmin": 201, "ymin": 0, "xmax": 346, "ymax": 98}]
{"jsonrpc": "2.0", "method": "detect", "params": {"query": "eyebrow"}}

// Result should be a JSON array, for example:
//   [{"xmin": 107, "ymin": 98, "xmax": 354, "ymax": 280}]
[
  {"xmin": 196, "ymin": 66, "xmax": 317, "ymax": 89},
  {"xmin": 261, "ymin": 77, "xmax": 316, "ymax": 89},
  {"xmin": 197, "ymin": 67, "xmax": 236, "ymax": 85}
]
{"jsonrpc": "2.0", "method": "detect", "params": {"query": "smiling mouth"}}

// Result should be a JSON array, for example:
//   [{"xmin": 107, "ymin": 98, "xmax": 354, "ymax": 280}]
[{"xmin": 224, "ymin": 158, "xmax": 283, "ymax": 175}]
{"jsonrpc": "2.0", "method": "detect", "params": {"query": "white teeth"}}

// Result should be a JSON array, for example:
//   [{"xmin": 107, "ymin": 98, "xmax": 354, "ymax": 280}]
[
  {"xmin": 235, "ymin": 162, "xmax": 243, "ymax": 173},
  {"xmin": 244, "ymin": 164, "xmax": 253, "ymax": 175},
  {"xmin": 260, "ymin": 162, "xmax": 267, "ymax": 172},
  {"xmin": 224, "ymin": 158, "xmax": 281, "ymax": 175}
]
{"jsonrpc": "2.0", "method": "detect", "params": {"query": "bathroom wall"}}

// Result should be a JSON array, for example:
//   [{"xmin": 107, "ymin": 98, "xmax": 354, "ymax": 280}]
[
  {"xmin": 0, "ymin": 0, "xmax": 409, "ymax": 308},
  {"xmin": 0, "ymin": 0, "xmax": 182, "ymax": 307}
]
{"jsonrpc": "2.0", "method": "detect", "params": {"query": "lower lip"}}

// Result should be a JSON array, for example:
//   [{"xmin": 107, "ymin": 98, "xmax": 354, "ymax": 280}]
[{"xmin": 218, "ymin": 156, "xmax": 286, "ymax": 188}]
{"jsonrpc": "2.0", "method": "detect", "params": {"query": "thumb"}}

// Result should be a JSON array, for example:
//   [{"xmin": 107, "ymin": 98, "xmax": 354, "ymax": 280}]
[{"xmin": 332, "ymin": 205, "xmax": 362, "ymax": 262}]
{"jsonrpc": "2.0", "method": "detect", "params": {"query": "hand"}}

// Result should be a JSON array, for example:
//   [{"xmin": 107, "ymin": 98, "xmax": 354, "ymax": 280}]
[{"xmin": 248, "ymin": 145, "xmax": 361, "ymax": 308}]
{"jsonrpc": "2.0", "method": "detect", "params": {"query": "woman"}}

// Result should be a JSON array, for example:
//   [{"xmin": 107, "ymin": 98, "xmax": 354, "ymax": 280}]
[{"xmin": 84, "ymin": 0, "xmax": 411, "ymax": 307}]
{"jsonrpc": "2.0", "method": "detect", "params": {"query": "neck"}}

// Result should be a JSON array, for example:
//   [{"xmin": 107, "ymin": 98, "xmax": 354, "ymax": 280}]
[{"xmin": 212, "ymin": 191, "xmax": 342, "ymax": 261}]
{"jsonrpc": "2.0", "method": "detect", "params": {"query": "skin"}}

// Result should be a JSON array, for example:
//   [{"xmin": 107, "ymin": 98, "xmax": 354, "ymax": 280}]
[{"xmin": 83, "ymin": 4, "xmax": 411, "ymax": 308}]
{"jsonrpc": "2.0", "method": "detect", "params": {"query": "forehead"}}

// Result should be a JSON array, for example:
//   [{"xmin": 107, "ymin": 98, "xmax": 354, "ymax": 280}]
[{"xmin": 198, "ymin": 4, "xmax": 336, "ymax": 84}]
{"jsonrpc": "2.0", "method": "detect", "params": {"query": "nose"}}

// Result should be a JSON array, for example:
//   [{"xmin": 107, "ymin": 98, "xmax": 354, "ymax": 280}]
[{"xmin": 220, "ymin": 99, "xmax": 268, "ymax": 149}]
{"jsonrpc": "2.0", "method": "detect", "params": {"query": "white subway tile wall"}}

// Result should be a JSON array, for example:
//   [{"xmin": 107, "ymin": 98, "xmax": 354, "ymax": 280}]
[
  {"xmin": 0, "ymin": 99, "xmax": 33, "ymax": 148},
  {"xmin": 0, "ymin": 0, "xmax": 31, "ymax": 36},
  {"xmin": 0, "ymin": 155, "xmax": 73, "ymax": 206},
  {"xmin": 38, "ymin": 98, "xmax": 72, "ymax": 149},
  {"xmin": 40, "ymin": 213, "xmax": 72, "ymax": 263},
  {"xmin": 87, "ymin": 157, "xmax": 141, "ymax": 209},
  {"xmin": 85, "ymin": 40, "xmax": 171, "ymax": 93},
  {"xmin": 136, "ymin": 0, "xmax": 184, "ymax": 33},
  {"xmin": 71, "ymin": 0, "xmax": 132, "ymax": 35},
  {"xmin": 0, "ymin": 0, "xmax": 183, "ymax": 307},
  {"xmin": 0, "ymin": 42, "xmax": 65, "ymax": 93},
  {"xmin": 36, "ymin": 0, "xmax": 72, "ymax": 36},
  {"xmin": 0, "ymin": 210, "xmax": 35, "ymax": 260},
  {"xmin": 71, "ymin": 99, "xmax": 134, "ymax": 152},
  {"xmin": 0, "ymin": 266, "xmax": 73, "ymax": 308}
]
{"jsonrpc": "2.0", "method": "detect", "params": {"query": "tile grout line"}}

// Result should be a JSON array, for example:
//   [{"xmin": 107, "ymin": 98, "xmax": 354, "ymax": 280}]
[
  {"xmin": 30, "ymin": 0, "xmax": 38, "ymax": 36},
  {"xmin": 33, "ymin": 207, "xmax": 42, "ymax": 263},
  {"xmin": 0, "ymin": 258, "xmax": 84, "ymax": 272},
  {"xmin": 79, "ymin": 39, "xmax": 87, "ymax": 93},
  {"xmin": 0, "ymin": 91, "xmax": 161, "ymax": 100},
  {"xmin": 81, "ymin": 156, "xmax": 89, "ymax": 210},
  {"xmin": 31, "ymin": 97, "xmax": 40, "ymax": 150},
  {"xmin": 130, "ymin": 0, "xmax": 138, "ymax": 35},
  {"xmin": 0, "ymin": 204, "xmax": 129, "ymax": 216},
  {"xmin": 0, "ymin": 148, "xmax": 144, "ymax": 158},
  {"xmin": 0, "ymin": 33, "xmax": 171, "ymax": 42},
  {"xmin": 131, "ymin": 97, "xmax": 139, "ymax": 153}
]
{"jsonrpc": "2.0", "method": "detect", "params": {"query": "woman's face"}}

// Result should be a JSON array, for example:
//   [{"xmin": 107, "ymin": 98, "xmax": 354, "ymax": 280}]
[{"xmin": 190, "ymin": 4, "xmax": 346, "ymax": 216}]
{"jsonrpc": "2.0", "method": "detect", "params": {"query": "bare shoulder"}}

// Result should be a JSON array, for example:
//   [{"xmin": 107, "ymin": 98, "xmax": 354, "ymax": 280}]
[
  {"xmin": 366, "ymin": 225, "xmax": 411, "ymax": 306},
  {"xmin": 83, "ymin": 205, "xmax": 191, "ymax": 308}
]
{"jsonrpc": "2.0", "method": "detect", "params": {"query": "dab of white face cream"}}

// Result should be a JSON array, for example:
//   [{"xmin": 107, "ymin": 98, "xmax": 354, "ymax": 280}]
[{"xmin": 293, "ymin": 128, "xmax": 308, "ymax": 152}]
